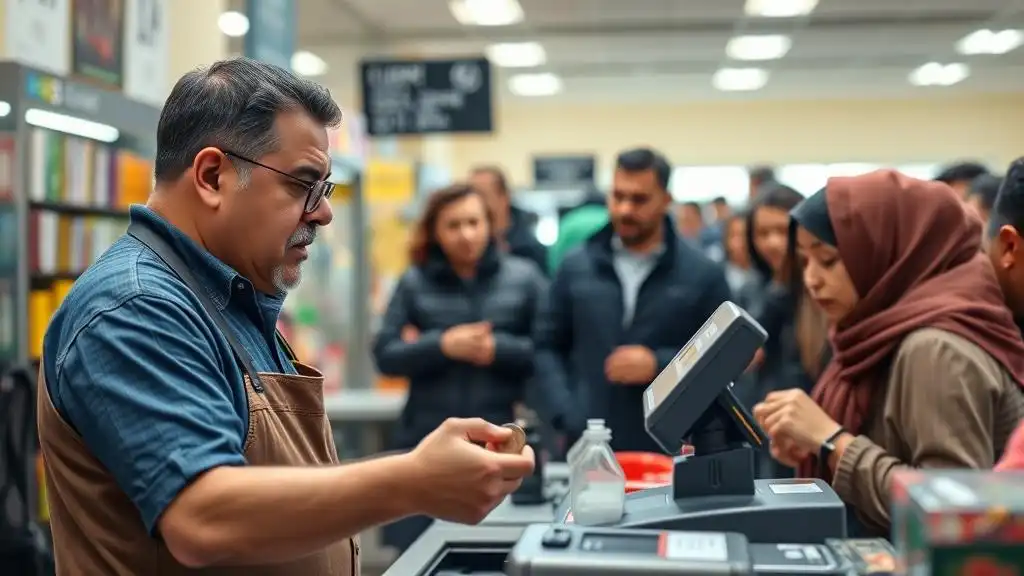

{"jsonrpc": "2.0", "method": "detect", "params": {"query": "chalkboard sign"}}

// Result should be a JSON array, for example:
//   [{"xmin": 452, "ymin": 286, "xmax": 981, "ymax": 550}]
[
  {"xmin": 533, "ymin": 155, "xmax": 596, "ymax": 188},
  {"xmin": 360, "ymin": 57, "xmax": 493, "ymax": 136}
]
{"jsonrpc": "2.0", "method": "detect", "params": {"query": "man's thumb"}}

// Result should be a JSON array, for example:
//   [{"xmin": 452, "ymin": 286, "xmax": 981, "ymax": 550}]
[{"xmin": 449, "ymin": 418, "xmax": 510, "ymax": 443}]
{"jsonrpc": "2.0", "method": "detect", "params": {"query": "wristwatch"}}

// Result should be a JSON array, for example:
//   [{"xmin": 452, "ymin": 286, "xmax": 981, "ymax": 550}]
[{"xmin": 817, "ymin": 426, "xmax": 846, "ymax": 477}]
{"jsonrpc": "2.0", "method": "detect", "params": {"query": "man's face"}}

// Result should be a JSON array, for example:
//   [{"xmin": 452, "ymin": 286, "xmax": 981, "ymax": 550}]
[
  {"xmin": 675, "ymin": 204, "xmax": 704, "ymax": 239},
  {"xmin": 609, "ymin": 168, "xmax": 670, "ymax": 246},
  {"xmin": 469, "ymin": 170, "xmax": 508, "ymax": 218},
  {"xmin": 988, "ymin": 225, "xmax": 1024, "ymax": 315},
  {"xmin": 218, "ymin": 111, "xmax": 333, "ymax": 294}
]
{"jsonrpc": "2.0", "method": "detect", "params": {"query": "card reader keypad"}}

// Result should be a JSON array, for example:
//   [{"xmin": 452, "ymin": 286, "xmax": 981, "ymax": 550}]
[{"xmin": 540, "ymin": 527, "xmax": 573, "ymax": 549}]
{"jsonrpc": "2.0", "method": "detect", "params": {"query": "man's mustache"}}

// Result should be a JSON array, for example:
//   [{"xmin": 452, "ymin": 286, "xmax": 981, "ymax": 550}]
[{"xmin": 288, "ymin": 226, "xmax": 317, "ymax": 248}]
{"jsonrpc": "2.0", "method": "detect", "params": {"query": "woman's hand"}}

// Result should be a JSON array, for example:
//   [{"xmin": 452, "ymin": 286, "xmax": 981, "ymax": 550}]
[{"xmin": 753, "ymin": 388, "xmax": 843, "ymax": 459}]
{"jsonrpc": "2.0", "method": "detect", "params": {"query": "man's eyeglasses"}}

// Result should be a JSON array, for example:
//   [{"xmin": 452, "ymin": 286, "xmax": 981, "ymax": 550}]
[{"xmin": 223, "ymin": 150, "xmax": 334, "ymax": 213}]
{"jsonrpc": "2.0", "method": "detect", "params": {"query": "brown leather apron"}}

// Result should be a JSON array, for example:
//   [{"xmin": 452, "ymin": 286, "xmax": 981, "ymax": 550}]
[{"xmin": 36, "ymin": 223, "xmax": 359, "ymax": 575}]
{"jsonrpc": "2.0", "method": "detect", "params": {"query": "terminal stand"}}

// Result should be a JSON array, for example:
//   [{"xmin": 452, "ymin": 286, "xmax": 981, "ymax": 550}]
[{"xmin": 672, "ymin": 388, "xmax": 757, "ymax": 500}]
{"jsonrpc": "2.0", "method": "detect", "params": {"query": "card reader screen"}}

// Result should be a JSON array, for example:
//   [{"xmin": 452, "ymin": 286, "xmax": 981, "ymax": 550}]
[
  {"xmin": 580, "ymin": 534, "xmax": 658, "ymax": 555},
  {"xmin": 645, "ymin": 303, "xmax": 739, "ymax": 410}
]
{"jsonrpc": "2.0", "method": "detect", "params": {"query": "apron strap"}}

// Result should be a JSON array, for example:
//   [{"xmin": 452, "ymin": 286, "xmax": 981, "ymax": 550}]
[
  {"xmin": 128, "ymin": 223, "xmax": 264, "ymax": 393},
  {"xmin": 275, "ymin": 331, "xmax": 299, "ymax": 363}
]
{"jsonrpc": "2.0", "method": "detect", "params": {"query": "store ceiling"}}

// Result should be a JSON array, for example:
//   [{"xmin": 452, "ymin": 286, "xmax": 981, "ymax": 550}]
[{"xmin": 294, "ymin": 0, "xmax": 1024, "ymax": 102}]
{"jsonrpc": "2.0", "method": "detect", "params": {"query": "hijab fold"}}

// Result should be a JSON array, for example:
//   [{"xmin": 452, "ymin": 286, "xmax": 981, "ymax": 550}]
[{"xmin": 795, "ymin": 170, "xmax": 1024, "ymax": 480}]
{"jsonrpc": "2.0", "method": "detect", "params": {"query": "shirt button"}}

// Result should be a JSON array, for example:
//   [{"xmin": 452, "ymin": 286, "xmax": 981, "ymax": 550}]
[{"xmin": 236, "ymin": 282, "xmax": 246, "ymax": 291}]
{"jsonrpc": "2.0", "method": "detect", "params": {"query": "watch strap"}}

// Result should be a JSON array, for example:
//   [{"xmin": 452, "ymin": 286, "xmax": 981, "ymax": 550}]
[{"xmin": 817, "ymin": 426, "xmax": 846, "ymax": 478}]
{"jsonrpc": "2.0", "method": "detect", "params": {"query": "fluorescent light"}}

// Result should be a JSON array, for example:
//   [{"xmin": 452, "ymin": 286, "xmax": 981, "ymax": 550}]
[
  {"xmin": 908, "ymin": 62, "xmax": 970, "ymax": 87},
  {"xmin": 291, "ymin": 51, "xmax": 328, "ymax": 77},
  {"xmin": 0, "ymin": 101, "xmax": 10, "ymax": 118},
  {"xmin": 745, "ymin": 0, "xmax": 818, "ymax": 17},
  {"xmin": 726, "ymin": 34, "xmax": 792, "ymax": 61},
  {"xmin": 713, "ymin": 68, "xmax": 769, "ymax": 91},
  {"xmin": 449, "ymin": 0, "xmax": 523, "ymax": 26},
  {"xmin": 486, "ymin": 42, "xmax": 546, "ymax": 68},
  {"xmin": 956, "ymin": 29, "xmax": 1024, "ymax": 55},
  {"xmin": 218, "ymin": 11, "xmax": 250, "ymax": 37},
  {"xmin": 25, "ymin": 108, "xmax": 119, "ymax": 143},
  {"xmin": 508, "ymin": 73, "xmax": 562, "ymax": 97}
]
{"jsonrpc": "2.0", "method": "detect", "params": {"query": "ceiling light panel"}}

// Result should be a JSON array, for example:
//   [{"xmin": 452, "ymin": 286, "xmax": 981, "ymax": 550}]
[
  {"xmin": 745, "ymin": 0, "xmax": 818, "ymax": 18},
  {"xmin": 956, "ymin": 29, "xmax": 1024, "ymax": 55},
  {"xmin": 713, "ymin": 68, "xmax": 769, "ymax": 91},
  {"xmin": 292, "ymin": 51, "xmax": 327, "ymax": 77},
  {"xmin": 726, "ymin": 35, "xmax": 792, "ymax": 61},
  {"xmin": 908, "ymin": 62, "xmax": 970, "ymax": 87},
  {"xmin": 218, "ymin": 11, "xmax": 250, "ymax": 37},
  {"xmin": 509, "ymin": 73, "xmax": 562, "ymax": 97},
  {"xmin": 486, "ymin": 42, "xmax": 547, "ymax": 68},
  {"xmin": 449, "ymin": 0, "xmax": 524, "ymax": 26}
]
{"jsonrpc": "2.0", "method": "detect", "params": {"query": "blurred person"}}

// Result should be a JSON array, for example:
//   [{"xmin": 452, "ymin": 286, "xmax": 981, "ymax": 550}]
[
  {"xmin": 372, "ymin": 183, "xmax": 547, "ymax": 550},
  {"xmin": 674, "ymin": 201, "xmax": 705, "ymax": 242},
  {"xmin": 696, "ymin": 196, "xmax": 731, "ymax": 262},
  {"xmin": 534, "ymin": 147, "xmax": 731, "ymax": 453},
  {"xmin": 966, "ymin": 173, "xmax": 1002, "ymax": 230},
  {"xmin": 37, "ymin": 58, "xmax": 534, "ymax": 575},
  {"xmin": 753, "ymin": 170, "xmax": 1024, "ymax": 537},
  {"xmin": 710, "ymin": 196, "xmax": 732, "ymax": 223},
  {"xmin": 470, "ymin": 165, "xmax": 548, "ymax": 274},
  {"xmin": 722, "ymin": 212, "xmax": 753, "ymax": 294},
  {"xmin": 748, "ymin": 165, "xmax": 777, "ymax": 199},
  {"xmin": 934, "ymin": 161, "xmax": 989, "ymax": 200},
  {"xmin": 737, "ymin": 184, "xmax": 829, "ymax": 478},
  {"xmin": 987, "ymin": 158, "xmax": 1024, "ymax": 332}
]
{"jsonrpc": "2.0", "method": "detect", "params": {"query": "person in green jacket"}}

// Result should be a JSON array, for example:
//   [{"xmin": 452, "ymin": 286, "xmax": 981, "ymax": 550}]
[{"xmin": 548, "ymin": 201, "xmax": 609, "ymax": 274}]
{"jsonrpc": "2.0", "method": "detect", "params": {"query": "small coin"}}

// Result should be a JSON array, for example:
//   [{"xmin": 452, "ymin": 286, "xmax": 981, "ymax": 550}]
[{"xmin": 497, "ymin": 423, "xmax": 526, "ymax": 454}]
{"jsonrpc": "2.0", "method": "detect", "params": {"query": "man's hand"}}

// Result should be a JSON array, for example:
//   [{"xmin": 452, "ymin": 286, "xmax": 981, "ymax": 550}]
[
  {"xmin": 753, "ymin": 388, "xmax": 842, "ymax": 464},
  {"xmin": 407, "ymin": 418, "xmax": 536, "ymax": 524},
  {"xmin": 604, "ymin": 345, "xmax": 658, "ymax": 385},
  {"xmin": 440, "ymin": 322, "xmax": 492, "ymax": 362},
  {"xmin": 401, "ymin": 325, "xmax": 420, "ymax": 343}
]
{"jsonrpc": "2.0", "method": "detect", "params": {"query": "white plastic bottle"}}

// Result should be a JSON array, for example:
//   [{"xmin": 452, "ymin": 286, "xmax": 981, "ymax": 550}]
[
  {"xmin": 566, "ymin": 419, "xmax": 606, "ymax": 468},
  {"xmin": 569, "ymin": 423, "xmax": 626, "ymax": 526}
]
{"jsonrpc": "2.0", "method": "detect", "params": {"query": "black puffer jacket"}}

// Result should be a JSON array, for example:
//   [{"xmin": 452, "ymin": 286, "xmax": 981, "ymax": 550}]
[{"xmin": 372, "ymin": 244, "xmax": 548, "ymax": 449}]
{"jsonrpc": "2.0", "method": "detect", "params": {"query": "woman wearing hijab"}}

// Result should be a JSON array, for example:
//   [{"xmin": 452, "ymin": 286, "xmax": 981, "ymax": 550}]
[{"xmin": 752, "ymin": 169, "xmax": 1024, "ymax": 537}]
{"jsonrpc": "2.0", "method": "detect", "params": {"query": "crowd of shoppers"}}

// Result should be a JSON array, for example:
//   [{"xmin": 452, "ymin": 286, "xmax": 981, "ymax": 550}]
[{"xmin": 375, "ymin": 152, "xmax": 1024, "ymax": 547}]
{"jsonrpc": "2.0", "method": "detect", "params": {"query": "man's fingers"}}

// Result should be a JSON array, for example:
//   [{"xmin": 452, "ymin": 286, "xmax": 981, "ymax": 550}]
[
  {"xmin": 448, "ymin": 418, "xmax": 511, "ymax": 444},
  {"xmin": 490, "ymin": 447, "xmax": 537, "ymax": 479}
]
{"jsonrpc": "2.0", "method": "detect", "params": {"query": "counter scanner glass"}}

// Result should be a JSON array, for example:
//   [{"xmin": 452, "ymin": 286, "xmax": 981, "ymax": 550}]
[{"xmin": 556, "ymin": 301, "xmax": 847, "ymax": 545}]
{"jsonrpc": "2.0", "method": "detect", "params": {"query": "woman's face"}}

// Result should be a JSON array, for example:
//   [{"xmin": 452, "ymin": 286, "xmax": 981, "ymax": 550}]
[
  {"xmin": 752, "ymin": 206, "xmax": 791, "ymax": 275},
  {"xmin": 726, "ymin": 218, "xmax": 750, "ymax": 268},
  {"xmin": 795, "ymin": 225, "xmax": 860, "ymax": 323},
  {"xmin": 434, "ymin": 193, "xmax": 491, "ymax": 267}
]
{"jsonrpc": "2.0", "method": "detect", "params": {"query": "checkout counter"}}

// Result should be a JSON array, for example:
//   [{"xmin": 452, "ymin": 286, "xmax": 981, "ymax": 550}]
[{"xmin": 385, "ymin": 302, "xmax": 894, "ymax": 575}]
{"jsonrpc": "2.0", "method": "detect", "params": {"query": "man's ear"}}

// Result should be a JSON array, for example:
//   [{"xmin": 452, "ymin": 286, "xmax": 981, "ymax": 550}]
[
  {"xmin": 996, "ymin": 225, "xmax": 1022, "ymax": 268},
  {"xmin": 192, "ymin": 147, "xmax": 230, "ymax": 209}
]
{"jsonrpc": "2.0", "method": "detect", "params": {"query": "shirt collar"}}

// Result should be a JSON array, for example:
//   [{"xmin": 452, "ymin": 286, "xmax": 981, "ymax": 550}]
[
  {"xmin": 611, "ymin": 235, "xmax": 666, "ymax": 259},
  {"xmin": 129, "ymin": 205, "xmax": 250, "ymax": 311}
]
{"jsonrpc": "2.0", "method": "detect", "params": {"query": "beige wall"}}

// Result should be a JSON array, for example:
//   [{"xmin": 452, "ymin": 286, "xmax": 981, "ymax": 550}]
[{"xmin": 428, "ymin": 94, "xmax": 1024, "ymax": 186}]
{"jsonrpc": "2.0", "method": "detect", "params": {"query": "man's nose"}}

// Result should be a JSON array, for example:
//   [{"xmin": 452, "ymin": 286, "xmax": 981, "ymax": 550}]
[{"xmin": 305, "ymin": 198, "xmax": 334, "ymax": 227}]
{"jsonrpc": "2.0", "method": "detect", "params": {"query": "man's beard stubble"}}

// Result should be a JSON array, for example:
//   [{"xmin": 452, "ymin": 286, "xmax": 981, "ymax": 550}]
[{"xmin": 271, "ymin": 224, "xmax": 317, "ymax": 293}]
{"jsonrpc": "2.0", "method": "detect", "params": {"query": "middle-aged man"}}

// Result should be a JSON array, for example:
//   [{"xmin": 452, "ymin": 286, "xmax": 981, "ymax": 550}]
[
  {"xmin": 37, "ymin": 58, "xmax": 534, "ymax": 575},
  {"xmin": 987, "ymin": 157, "xmax": 1024, "ymax": 335},
  {"xmin": 469, "ymin": 165, "xmax": 549, "ymax": 274},
  {"xmin": 534, "ymin": 148, "xmax": 732, "ymax": 453}
]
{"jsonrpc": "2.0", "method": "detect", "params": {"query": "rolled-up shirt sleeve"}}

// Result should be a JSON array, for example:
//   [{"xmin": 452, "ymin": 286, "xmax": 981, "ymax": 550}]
[{"xmin": 52, "ymin": 294, "xmax": 247, "ymax": 534}]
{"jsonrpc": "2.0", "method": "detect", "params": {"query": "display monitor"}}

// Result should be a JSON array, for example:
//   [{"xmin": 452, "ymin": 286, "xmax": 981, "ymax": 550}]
[{"xmin": 643, "ymin": 301, "xmax": 768, "ymax": 455}]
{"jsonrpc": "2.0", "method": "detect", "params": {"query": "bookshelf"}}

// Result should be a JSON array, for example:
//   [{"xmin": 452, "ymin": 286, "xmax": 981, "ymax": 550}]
[{"xmin": 0, "ymin": 62, "xmax": 159, "ymax": 368}]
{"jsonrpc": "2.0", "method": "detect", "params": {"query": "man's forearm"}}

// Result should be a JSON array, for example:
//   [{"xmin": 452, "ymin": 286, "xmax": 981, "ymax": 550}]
[{"xmin": 162, "ymin": 454, "xmax": 421, "ymax": 567}]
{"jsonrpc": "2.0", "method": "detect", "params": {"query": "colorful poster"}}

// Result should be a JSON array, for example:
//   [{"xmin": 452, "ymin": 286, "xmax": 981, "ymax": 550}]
[
  {"xmin": 71, "ymin": 0, "xmax": 125, "ymax": 88},
  {"xmin": 123, "ymin": 0, "xmax": 168, "ymax": 105}
]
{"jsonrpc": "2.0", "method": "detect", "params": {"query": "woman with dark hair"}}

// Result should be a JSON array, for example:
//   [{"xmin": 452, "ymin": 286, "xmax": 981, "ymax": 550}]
[
  {"xmin": 721, "ymin": 212, "xmax": 753, "ymax": 294},
  {"xmin": 753, "ymin": 170, "xmax": 1024, "ymax": 537},
  {"xmin": 372, "ymin": 183, "xmax": 547, "ymax": 551},
  {"xmin": 737, "ymin": 183, "xmax": 830, "ymax": 479}
]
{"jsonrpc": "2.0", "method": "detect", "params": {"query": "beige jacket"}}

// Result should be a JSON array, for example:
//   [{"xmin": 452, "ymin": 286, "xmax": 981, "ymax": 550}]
[{"xmin": 832, "ymin": 327, "xmax": 1024, "ymax": 536}]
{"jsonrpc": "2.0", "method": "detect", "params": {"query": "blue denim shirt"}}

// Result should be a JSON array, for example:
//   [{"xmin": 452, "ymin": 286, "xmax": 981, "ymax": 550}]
[{"xmin": 42, "ymin": 205, "xmax": 296, "ymax": 533}]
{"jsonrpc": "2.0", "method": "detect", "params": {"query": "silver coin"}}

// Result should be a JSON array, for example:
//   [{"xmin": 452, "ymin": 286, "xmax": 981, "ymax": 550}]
[{"xmin": 498, "ymin": 423, "xmax": 526, "ymax": 454}]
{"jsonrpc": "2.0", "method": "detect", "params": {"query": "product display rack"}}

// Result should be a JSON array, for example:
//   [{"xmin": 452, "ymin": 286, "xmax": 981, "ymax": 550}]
[{"xmin": 0, "ymin": 62, "xmax": 159, "ymax": 369}]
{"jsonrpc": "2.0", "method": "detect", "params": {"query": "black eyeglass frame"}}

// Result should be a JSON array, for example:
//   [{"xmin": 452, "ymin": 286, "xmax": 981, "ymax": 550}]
[{"xmin": 223, "ymin": 150, "xmax": 335, "ymax": 213}]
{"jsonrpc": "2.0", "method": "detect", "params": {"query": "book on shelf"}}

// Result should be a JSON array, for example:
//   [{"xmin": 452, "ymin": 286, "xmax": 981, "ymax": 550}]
[{"xmin": 28, "ymin": 127, "xmax": 152, "ymax": 210}]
